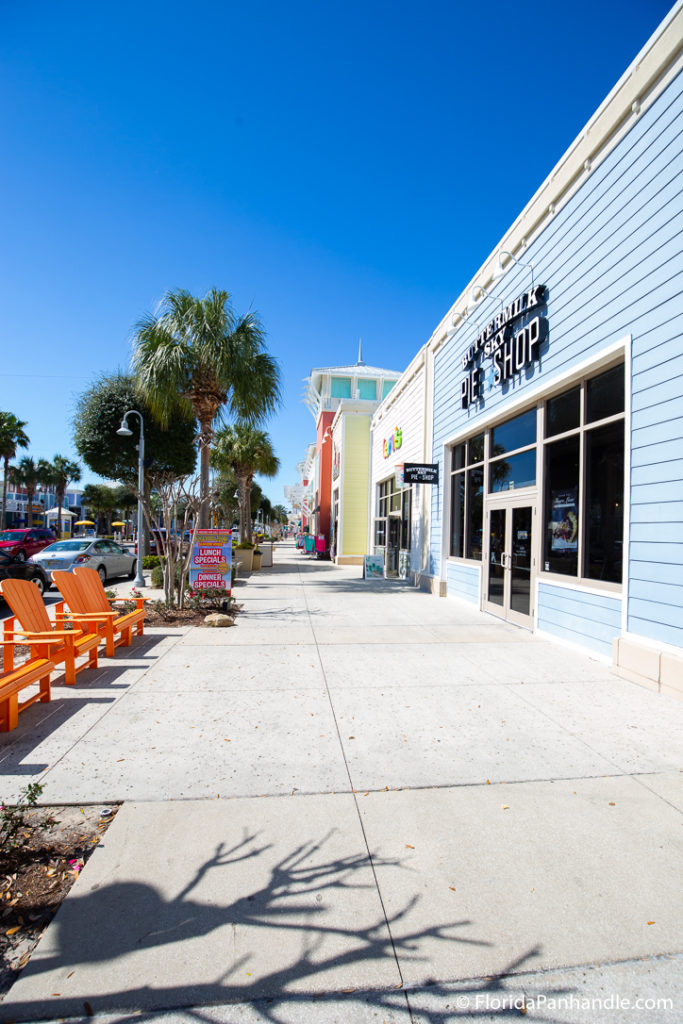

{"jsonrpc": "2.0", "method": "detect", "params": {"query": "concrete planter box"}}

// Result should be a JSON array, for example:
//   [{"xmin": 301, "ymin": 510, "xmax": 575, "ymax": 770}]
[
  {"xmin": 252, "ymin": 551, "xmax": 263, "ymax": 570},
  {"xmin": 233, "ymin": 547, "xmax": 254, "ymax": 572}
]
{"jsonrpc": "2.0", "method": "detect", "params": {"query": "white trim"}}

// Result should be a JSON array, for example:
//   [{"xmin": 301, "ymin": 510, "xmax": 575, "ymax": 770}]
[
  {"xmin": 535, "ymin": 626, "xmax": 613, "ymax": 665},
  {"xmin": 535, "ymin": 575, "xmax": 624, "ymax": 603},
  {"xmin": 621, "ymin": 334, "xmax": 633, "ymax": 636}
]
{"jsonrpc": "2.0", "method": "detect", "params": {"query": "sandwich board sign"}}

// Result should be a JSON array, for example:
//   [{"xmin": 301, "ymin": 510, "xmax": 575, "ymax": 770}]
[{"xmin": 189, "ymin": 529, "xmax": 233, "ymax": 593}]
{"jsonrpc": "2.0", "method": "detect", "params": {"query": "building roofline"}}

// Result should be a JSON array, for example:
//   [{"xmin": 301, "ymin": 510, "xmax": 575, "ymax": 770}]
[{"xmin": 427, "ymin": 2, "xmax": 683, "ymax": 355}]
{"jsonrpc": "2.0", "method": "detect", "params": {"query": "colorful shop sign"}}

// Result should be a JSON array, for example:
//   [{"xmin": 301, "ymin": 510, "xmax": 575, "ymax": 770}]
[
  {"xmin": 383, "ymin": 427, "xmax": 403, "ymax": 458},
  {"xmin": 189, "ymin": 528, "xmax": 232, "ymax": 593},
  {"xmin": 460, "ymin": 284, "xmax": 548, "ymax": 409}
]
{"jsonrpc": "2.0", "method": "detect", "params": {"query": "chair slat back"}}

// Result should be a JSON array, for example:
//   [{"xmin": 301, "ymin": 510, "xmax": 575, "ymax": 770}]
[
  {"xmin": 52, "ymin": 571, "xmax": 90, "ymax": 614},
  {"xmin": 0, "ymin": 579, "xmax": 53, "ymax": 633},
  {"xmin": 72, "ymin": 567, "xmax": 111, "ymax": 612}
]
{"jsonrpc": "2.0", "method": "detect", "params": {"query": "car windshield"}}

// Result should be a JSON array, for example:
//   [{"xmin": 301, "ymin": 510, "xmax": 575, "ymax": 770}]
[
  {"xmin": 0, "ymin": 531, "xmax": 27, "ymax": 541},
  {"xmin": 42, "ymin": 541, "xmax": 91, "ymax": 553}
]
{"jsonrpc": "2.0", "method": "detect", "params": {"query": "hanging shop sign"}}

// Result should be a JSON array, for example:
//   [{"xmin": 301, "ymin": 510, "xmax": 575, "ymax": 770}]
[
  {"xmin": 383, "ymin": 427, "xmax": 403, "ymax": 458},
  {"xmin": 461, "ymin": 284, "xmax": 548, "ymax": 409},
  {"xmin": 189, "ymin": 528, "xmax": 232, "ymax": 593},
  {"xmin": 403, "ymin": 462, "xmax": 439, "ymax": 485}
]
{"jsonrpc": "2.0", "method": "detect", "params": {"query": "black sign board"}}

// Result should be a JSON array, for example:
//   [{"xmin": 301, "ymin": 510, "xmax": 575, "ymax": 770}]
[{"xmin": 403, "ymin": 463, "xmax": 439, "ymax": 485}]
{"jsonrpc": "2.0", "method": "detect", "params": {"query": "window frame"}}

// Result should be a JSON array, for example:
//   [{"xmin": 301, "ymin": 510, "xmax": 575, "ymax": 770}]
[{"xmin": 374, "ymin": 475, "xmax": 413, "ymax": 553}]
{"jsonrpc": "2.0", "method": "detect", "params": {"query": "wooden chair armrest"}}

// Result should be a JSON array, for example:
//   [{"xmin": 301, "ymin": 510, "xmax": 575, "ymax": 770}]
[
  {"xmin": 18, "ymin": 629, "xmax": 75, "ymax": 639},
  {"xmin": 65, "ymin": 611, "xmax": 118, "ymax": 619},
  {"xmin": 0, "ymin": 638, "xmax": 63, "ymax": 647}
]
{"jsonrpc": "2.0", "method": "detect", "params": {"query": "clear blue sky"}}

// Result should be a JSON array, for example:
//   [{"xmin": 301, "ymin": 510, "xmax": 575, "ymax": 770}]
[{"xmin": 0, "ymin": 0, "xmax": 673, "ymax": 505}]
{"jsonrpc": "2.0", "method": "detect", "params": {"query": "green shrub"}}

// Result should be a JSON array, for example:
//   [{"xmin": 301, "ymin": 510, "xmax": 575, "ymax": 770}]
[
  {"xmin": 234, "ymin": 541, "xmax": 255, "ymax": 549},
  {"xmin": 142, "ymin": 555, "xmax": 160, "ymax": 570},
  {"xmin": 151, "ymin": 562, "xmax": 189, "ymax": 590}
]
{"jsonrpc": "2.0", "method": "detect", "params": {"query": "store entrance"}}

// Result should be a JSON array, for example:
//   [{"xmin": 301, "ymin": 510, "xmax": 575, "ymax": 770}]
[
  {"xmin": 386, "ymin": 517, "xmax": 400, "ymax": 577},
  {"xmin": 483, "ymin": 500, "xmax": 536, "ymax": 628}
]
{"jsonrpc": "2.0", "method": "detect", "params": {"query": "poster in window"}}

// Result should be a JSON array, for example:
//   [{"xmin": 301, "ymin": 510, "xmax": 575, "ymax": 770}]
[{"xmin": 549, "ymin": 489, "xmax": 578, "ymax": 552}]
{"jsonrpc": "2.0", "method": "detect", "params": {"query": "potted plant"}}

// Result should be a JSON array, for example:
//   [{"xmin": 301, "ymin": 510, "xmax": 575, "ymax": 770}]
[
  {"xmin": 232, "ymin": 541, "xmax": 255, "ymax": 572},
  {"xmin": 252, "ymin": 547, "xmax": 263, "ymax": 570}
]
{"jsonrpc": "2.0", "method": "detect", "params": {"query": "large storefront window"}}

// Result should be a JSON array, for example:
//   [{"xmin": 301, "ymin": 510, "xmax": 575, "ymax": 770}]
[
  {"xmin": 543, "ymin": 365, "xmax": 624, "ymax": 583},
  {"xmin": 449, "ymin": 434, "xmax": 484, "ymax": 559},
  {"xmin": 449, "ymin": 362, "xmax": 624, "ymax": 586}
]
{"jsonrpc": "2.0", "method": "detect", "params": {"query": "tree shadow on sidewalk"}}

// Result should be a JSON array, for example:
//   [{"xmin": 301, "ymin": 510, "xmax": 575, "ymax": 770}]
[{"xmin": 0, "ymin": 829, "xmax": 574, "ymax": 1024}]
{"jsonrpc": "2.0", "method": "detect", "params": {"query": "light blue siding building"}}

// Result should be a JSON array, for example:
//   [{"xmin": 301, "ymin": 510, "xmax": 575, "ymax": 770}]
[{"xmin": 420, "ymin": 4, "xmax": 682, "ymax": 697}]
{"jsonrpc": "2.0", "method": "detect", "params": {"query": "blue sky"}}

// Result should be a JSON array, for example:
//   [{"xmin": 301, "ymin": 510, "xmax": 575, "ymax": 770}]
[{"xmin": 0, "ymin": 0, "xmax": 673, "ymax": 505}]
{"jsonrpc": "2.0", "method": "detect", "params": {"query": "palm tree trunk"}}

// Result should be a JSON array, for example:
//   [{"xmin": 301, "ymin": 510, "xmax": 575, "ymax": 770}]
[
  {"xmin": 237, "ymin": 474, "xmax": 248, "ymax": 543},
  {"xmin": 198, "ymin": 418, "xmax": 212, "ymax": 530},
  {"xmin": 1, "ymin": 457, "xmax": 8, "ymax": 529}
]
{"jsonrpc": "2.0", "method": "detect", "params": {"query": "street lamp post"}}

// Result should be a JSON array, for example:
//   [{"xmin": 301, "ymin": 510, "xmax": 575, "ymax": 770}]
[{"xmin": 116, "ymin": 410, "xmax": 146, "ymax": 588}]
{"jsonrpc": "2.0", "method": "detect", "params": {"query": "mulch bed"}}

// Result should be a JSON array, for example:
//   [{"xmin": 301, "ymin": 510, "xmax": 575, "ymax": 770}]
[
  {"xmin": 0, "ymin": 806, "xmax": 118, "ymax": 999},
  {"xmin": 144, "ymin": 600, "xmax": 240, "ymax": 628}
]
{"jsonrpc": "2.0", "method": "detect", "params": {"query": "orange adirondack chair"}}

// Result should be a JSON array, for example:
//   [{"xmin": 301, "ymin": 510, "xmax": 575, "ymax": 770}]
[
  {"xmin": 0, "ymin": 578, "xmax": 100, "ymax": 686},
  {"xmin": 71, "ymin": 567, "xmax": 147, "ymax": 651},
  {"xmin": 0, "ymin": 641, "xmax": 53, "ymax": 731},
  {"xmin": 54, "ymin": 570, "xmax": 144, "ymax": 657}
]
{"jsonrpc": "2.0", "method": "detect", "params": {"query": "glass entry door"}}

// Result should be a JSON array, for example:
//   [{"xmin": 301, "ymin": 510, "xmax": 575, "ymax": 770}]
[
  {"xmin": 484, "ymin": 502, "xmax": 535, "ymax": 627},
  {"xmin": 386, "ymin": 517, "xmax": 400, "ymax": 577}
]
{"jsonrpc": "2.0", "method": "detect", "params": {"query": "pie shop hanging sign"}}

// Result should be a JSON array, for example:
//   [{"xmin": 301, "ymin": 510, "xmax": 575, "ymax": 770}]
[
  {"xmin": 403, "ymin": 462, "xmax": 439, "ymax": 484},
  {"xmin": 460, "ymin": 284, "xmax": 548, "ymax": 409}
]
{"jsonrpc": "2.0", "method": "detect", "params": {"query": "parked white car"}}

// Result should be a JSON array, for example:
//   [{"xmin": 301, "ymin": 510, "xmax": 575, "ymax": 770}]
[{"xmin": 30, "ymin": 538, "xmax": 137, "ymax": 586}]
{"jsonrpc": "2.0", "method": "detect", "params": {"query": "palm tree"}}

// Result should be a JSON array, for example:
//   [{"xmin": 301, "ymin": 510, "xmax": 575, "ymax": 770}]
[
  {"xmin": 132, "ymin": 288, "xmax": 281, "ymax": 528},
  {"xmin": 38, "ymin": 455, "xmax": 82, "ymax": 537},
  {"xmin": 10, "ymin": 456, "xmax": 48, "ymax": 529},
  {"xmin": 0, "ymin": 413, "xmax": 29, "ymax": 528},
  {"xmin": 211, "ymin": 424, "xmax": 279, "ymax": 543}
]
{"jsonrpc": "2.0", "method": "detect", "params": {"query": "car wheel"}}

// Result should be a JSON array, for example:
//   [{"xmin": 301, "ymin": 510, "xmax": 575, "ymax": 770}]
[
  {"xmin": 15, "ymin": 550, "xmax": 26, "ymax": 562},
  {"xmin": 97, "ymin": 565, "xmax": 107, "ymax": 585},
  {"xmin": 128, "ymin": 559, "xmax": 137, "ymax": 579},
  {"xmin": 31, "ymin": 575, "xmax": 45, "ymax": 596}
]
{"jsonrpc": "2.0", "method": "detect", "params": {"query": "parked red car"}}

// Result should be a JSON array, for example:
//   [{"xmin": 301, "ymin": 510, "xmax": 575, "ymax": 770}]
[{"xmin": 0, "ymin": 527, "xmax": 56, "ymax": 562}]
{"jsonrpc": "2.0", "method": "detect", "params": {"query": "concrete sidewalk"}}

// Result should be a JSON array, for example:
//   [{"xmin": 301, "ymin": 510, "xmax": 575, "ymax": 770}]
[{"xmin": 1, "ymin": 542, "xmax": 681, "ymax": 1022}]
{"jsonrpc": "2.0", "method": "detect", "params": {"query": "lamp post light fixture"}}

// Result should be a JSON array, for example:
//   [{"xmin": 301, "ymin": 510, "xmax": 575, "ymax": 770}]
[{"xmin": 116, "ymin": 410, "xmax": 146, "ymax": 588}]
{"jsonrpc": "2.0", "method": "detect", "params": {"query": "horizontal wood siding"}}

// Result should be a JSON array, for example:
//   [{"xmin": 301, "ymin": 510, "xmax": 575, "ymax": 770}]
[
  {"xmin": 446, "ymin": 563, "xmax": 480, "ymax": 605},
  {"xmin": 432, "ymin": 70, "xmax": 683, "ymax": 652},
  {"xmin": 372, "ymin": 369, "xmax": 425, "ymax": 481},
  {"xmin": 537, "ymin": 585, "xmax": 622, "ymax": 657},
  {"xmin": 372, "ymin": 368, "xmax": 426, "ymax": 568}
]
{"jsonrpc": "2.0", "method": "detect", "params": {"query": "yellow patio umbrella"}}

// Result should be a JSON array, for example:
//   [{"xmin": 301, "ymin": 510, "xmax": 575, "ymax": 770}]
[
  {"xmin": 111, "ymin": 521, "xmax": 127, "ymax": 526},
  {"xmin": 74, "ymin": 520, "xmax": 95, "ymax": 526}
]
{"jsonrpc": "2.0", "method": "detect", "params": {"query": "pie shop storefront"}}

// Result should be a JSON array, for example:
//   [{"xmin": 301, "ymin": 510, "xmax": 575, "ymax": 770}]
[
  {"xmin": 443, "ymin": 341, "xmax": 626, "ymax": 635},
  {"xmin": 427, "ymin": 15, "xmax": 683, "ymax": 695}
]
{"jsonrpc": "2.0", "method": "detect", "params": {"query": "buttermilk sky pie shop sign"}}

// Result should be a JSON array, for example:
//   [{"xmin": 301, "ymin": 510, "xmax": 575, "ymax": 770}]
[{"xmin": 460, "ymin": 284, "xmax": 548, "ymax": 408}]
